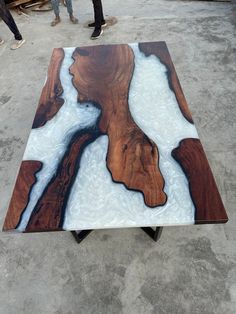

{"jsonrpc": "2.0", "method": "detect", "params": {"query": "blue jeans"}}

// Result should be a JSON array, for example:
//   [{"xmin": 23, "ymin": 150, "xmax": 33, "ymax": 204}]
[{"xmin": 51, "ymin": 0, "xmax": 73, "ymax": 16}]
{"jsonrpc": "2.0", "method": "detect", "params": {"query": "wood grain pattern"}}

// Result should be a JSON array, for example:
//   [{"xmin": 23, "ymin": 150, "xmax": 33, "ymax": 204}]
[
  {"xmin": 3, "ymin": 42, "xmax": 228, "ymax": 232},
  {"xmin": 3, "ymin": 161, "xmax": 42, "ymax": 231},
  {"xmin": 25, "ymin": 128, "xmax": 101, "ymax": 232},
  {"xmin": 70, "ymin": 44, "xmax": 167, "ymax": 207},
  {"xmin": 172, "ymin": 138, "xmax": 228, "ymax": 224},
  {"xmin": 139, "ymin": 42, "xmax": 193, "ymax": 124},
  {"xmin": 32, "ymin": 48, "xmax": 65, "ymax": 129}
]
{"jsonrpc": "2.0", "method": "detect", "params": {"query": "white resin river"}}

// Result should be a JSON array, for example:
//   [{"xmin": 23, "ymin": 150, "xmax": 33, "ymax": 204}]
[
  {"xmin": 63, "ymin": 44, "xmax": 199, "ymax": 230},
  {"xmin": 17, "ymin": 48, "xmax": 101, "ymax": 231},
  {"xmin": 18, "ymin": 44, "xmax": 199, "ymax": 231}
]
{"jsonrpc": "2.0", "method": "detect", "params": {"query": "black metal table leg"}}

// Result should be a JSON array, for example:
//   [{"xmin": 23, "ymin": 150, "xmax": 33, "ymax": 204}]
[
  {"xmin": 71, "ymin": 227, "xmax": 163, "ymax": 244},
  {"xmin": 141, "ymin": 227, "xmax": 163, "ymax": 242},
  {"xmin": 71, "ymin": 230, "xmax": 93, "ymax": 243}
]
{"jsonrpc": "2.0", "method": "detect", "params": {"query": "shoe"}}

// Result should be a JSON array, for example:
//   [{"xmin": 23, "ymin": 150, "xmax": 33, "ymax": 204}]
[
  {"xmin": 0, "ymin": 39, "xmax": 4, "ymax": 46},
  {"xmin": 70, "ymin": 15, "xmax": 78, "ymax": 24},
  {"xmin": 51, "ymin": 16, "xmax": 61, "ymax": 26},
  {"xmin": 90, "ymin": 28, "xmax": 103, "ymax": 40},
  {"xmin": 10, "ymin": 39, "xmax": 26, "ymax": 50},
  {"xmin": 88, "ymin": 21, "xmax": 107, "ymax": 28}
]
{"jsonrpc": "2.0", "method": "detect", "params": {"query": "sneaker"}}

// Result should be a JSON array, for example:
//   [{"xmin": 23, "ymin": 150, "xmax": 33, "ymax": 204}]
[
  {"xmin": 10, "ymin": 39, "xmax": 26, "ymax": 50},
  {"xmin": 88, "ymin": 21, "xmax": 107, "ymax": 28},
  {"xmin": 0, "ymin": 39, "xmax": 4, "ymax": 46},
  {"xmin": 90, "ymin": 28, "xmax": 103, "ymax": 40}
]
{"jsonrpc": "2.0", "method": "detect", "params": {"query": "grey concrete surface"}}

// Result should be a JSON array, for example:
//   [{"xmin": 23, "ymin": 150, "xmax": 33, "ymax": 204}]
[{"xmin": 0, "ymin": 0, "xmax": 236, "ymax": 313}]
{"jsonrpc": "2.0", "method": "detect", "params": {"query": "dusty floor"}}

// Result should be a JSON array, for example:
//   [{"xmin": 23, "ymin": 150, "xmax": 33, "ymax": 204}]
[{"xmin": 0, "ymin": 0, "xmax": 236, "ymax": 313}]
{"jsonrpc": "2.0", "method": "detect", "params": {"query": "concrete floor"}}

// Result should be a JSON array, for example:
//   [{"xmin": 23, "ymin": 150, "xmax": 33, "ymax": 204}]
[{"xmin": 0, "ymin": 0, "xmax": 236, "ymax": 313}]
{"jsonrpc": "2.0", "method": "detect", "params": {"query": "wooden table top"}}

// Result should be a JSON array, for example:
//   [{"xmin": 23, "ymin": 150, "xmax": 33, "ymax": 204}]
[{"xmin": 3, "ymin": 41, "xmax": 228, "ymax": 233}]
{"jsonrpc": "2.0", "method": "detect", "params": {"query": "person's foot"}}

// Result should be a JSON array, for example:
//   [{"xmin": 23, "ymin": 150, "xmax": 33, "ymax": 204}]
[
  {"xmin": 0, "ymin": 38, "xmax": 4, "ymax": 46},
  {"xmin": 88, "ymin": 20, "xmax": 107, "ymax": 28},
  {"xmin": 51, "ymin": 16, "xmax": 61, "ymax": 26},
  {"xmin": 90, "ymin": 28, "xmax": 103, "ymax": 40},
  {"xmin": 10, "ymin": 39, "xmax": 26, "ymax": 50},
  {"xmin": 70, "ymin": 15, "xmax": 78, "ymax": 24}
]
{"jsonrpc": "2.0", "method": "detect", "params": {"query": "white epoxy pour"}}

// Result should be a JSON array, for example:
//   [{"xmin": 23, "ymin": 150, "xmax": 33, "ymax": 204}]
[
  {"xmin": 17, "ymin": 48, "xmax": 101, "ymax": 231},
  {"xmin": 63, "ymin": 44, "xmax": 199, "ymax": 230}
]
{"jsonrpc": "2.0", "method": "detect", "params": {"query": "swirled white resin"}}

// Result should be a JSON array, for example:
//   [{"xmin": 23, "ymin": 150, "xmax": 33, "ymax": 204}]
[
  {"xmin": 63, "ymin": 44, "xmax": 199, "ymax": 230},
  {"xmin": 19, "ymin": 44, "xmax": 200, "ymax": 231},
  {"xmin": 17, "ymin": 48, "xmax": 101, "ymax": 231}
]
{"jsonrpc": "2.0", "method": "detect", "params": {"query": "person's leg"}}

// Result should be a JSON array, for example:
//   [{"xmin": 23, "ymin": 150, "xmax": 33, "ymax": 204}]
[
  {"xmin": 51, "ymin": 0, "xmax": 61, "ymax": 26},
  {"xmin": 91, "ymin": 0, "xmax": 105, "ymax": 39},
  {"xmin": 92, "ymin": 0, "xmax": 105, "ymax": 29},
  {"xmin": 0, "ymin": 0, "xmax": 23, "ymax": 40},
  {"xmin": 65, "ymin": 0, "xmax": 78, "ymax": 24}
]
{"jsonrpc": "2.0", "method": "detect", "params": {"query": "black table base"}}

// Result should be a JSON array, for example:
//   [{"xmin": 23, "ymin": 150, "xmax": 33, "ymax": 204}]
[
  {"xmin": 71, "ymin": 227, "xmax": 163, "ymax": 244},
  {"xmin": 140, "ymin": 227, "xmax": 163, "ymax": 242},
  {"xmin": 71, "ymin": 230, "xmax": 93, "ymax": 244}
]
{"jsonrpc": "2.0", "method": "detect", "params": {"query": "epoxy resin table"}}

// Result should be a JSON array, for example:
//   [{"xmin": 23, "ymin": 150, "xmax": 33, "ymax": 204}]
[{"xmin": 3, "ymin": 42, "xmax": 228, "ymax": 233}]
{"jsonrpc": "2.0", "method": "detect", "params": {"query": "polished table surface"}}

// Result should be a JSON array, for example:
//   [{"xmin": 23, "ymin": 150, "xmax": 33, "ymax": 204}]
[{"xmin": 3, "ymin": 41, "xmax": 228, "ymax": 233}]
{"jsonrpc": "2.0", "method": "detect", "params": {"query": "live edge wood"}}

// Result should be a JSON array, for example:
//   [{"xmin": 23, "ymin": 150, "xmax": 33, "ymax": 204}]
[
  {"xmin": 70, "ymin": 44, "xmax": 167, "ymax": 207},
  {"xmin": 25, "ymin": 129, "xmax": 101, "ymax": 232},
  {"xmin": 172, "ymin": 138, "xmax": 228, "ymax": 224},
  {"xmin": 139, "ymin": 42, "xmax": 193, "ymax": 124},
  {"xmin": 3, "ymin": 161, "xmax": 42, "ymax": 231},
  {"xmin": 3, "ymin": 42, "xmax": 228, "ymax": 233},
  {"xmin": 32, "ymin": 48, "xmax": 65, "ymax": 129}
]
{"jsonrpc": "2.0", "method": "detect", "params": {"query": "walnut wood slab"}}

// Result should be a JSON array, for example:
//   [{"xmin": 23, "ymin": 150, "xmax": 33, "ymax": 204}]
[
  {"xmin": 25, "ymin": 129, "xmax": 101, "ymax": 232},
  {"xmin": 32, "ymin": 48, "xmax": 65, "ymax": 129},
  {"xmin": 172, "ymin": 138, "xmax": 228, "ymax": 224},
  {"xmin": 3, "ymin": 161, "xmax": 42, "ymax": 231},
  {"xmin": 139, "ymin": 42, "xmax": 193, "ymax": 124},
  {"xmin": 2, "ymin": 42, "xmax": 228, "ymax": 232},
  {"xmin": 70, "ymin": 44, "xmax": 167, "ymax": 207}
]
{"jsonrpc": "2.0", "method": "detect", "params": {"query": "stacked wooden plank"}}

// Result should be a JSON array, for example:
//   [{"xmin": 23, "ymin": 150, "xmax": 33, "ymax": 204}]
[{"xmin": 5, "ymin": 0, "xmax": 52, "ymax": 12}]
